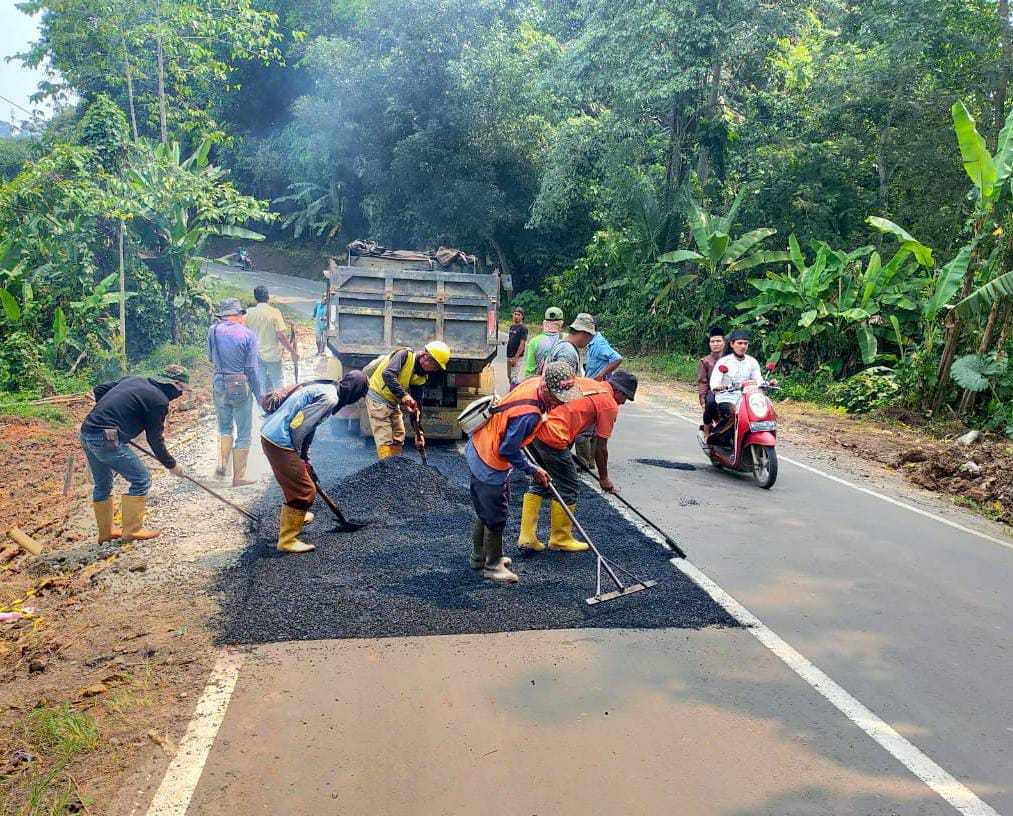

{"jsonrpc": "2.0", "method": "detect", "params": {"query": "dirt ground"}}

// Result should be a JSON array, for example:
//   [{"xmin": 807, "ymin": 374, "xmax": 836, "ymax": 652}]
[
  {"xmin": 3, "ymin": 329, "xmax": 1011, "ymax": 814},
  {"xmin": 634, "ymin": 374, "xmax": 1013, "ymax": 525}
]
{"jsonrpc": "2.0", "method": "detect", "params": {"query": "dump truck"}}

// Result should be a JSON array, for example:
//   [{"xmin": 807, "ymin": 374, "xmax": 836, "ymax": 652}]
[{"xmin": 324, "ymin": 242, "xmax": 500, "ymax": 439}]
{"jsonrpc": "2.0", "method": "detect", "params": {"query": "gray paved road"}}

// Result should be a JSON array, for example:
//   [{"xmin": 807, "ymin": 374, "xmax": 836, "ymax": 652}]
[{"xmin": 157, "ymin": 267, "xmax": 1011, "ymax": 815}]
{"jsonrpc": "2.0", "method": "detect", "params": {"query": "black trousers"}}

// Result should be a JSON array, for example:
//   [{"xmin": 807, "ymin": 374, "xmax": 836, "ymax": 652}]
[
  {"xmin": 702, "ymin": 393, "xmax": 720, "ymax": 425},
  {"xmin": 470, "ymin": 475, "xmax": 510, "ymax": 533},
  {"xmin": 526, "ymin": 439, "xmax": 580, "ymax": 505}
]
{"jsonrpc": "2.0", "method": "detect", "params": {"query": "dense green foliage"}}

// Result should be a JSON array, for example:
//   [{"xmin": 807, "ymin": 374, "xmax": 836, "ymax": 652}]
[{"xmin": 6, "ymin": 0, "xmax": 1013, "ymax": 430}]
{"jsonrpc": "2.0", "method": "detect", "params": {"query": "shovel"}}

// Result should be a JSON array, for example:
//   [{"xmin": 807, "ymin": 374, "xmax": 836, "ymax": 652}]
[
  {"xmin": 522, "ymin": 448, "xmax": 657, "ymax": 606},
  {"xmin": 408, "ymin": 409, "xmax": 440, "ymax": 474},
  {"xmin": 306, "ymin": 462, "xmax": 366, "ymax": 532}
]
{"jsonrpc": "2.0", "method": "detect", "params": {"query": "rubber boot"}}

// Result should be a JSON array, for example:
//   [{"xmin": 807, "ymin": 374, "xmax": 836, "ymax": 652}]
[
  {"xmin": 121, "ymin": 495, "xmax": 160, "ymax": 542},
  {"xmin": 215, "ymin": 435, "xmax": 233, "ymax": 478},
  {"xmin": 469, "ymin": 518, "xmax": 486, "ymax": 569},
  {"xmin": 482, "ymin": 529, "xmax": 518, "ymax": 583},
  {"xmin": 232, "ymin": 448, "xmax": 256, "ymax": 487},
  {"xmin": 548, "ymin": 502, "xmax": 588, "ymax": 552},
  {"xmin": 517, "ymin": 493, "xmax": 545, "ymax": 552},
  {"xmin": 377, "ymin": 443, "xmax": 403, "ymax": 460},
  {"xmin": 277, "ymin": 505, "xmax": 315, "ymax": 553},
  {"xmin": 93, "ymin": 499, "xmax": 122, "ymax": 543}
]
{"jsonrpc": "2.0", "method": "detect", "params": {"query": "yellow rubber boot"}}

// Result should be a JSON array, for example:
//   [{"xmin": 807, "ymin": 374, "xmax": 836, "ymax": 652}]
[
  {"xmin": 121, "ymin": 495, "xmax": 160, "ymax": 542},
  {"xmin": 377, "ymin": 443, "xmax": 403, "ymax": 460},
  {"xmin": 232, "ymin": 448, "xmax": 256, "ymax": 487},
  {"xmin": 517, "ymin": 493, "xmax": 545, "ymax": 552},
  {"xmin": 215, "ymin": 435, "xmax": 233, "ymax": 478},
  {"xmin": 93, "ymin": 499, "xmax": 122, "ymax": 543},
  {"xmin": 548, "ymin": 502, "xmax": 588, "ymax": 552},
  {"xmin": 278, "ymin": 505, "xmax": 315, "ymax": 553}
]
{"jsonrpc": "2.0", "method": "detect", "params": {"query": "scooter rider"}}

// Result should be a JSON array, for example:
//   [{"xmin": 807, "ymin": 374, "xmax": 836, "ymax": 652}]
[{"xmin": 710, "ymin": 330, "xmax": 763, "ymax": 429}]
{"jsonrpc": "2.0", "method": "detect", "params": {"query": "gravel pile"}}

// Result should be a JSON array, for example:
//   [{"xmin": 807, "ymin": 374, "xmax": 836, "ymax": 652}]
[{"xmin": 216, "ymin": 436, "xmax": 736, "ymax": 644}]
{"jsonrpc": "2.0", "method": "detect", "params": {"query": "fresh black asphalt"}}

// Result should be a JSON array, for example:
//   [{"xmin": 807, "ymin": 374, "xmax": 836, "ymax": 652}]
[{"xmin": 217, "ymin": 427, "xmax": 737, "ymax": 644}]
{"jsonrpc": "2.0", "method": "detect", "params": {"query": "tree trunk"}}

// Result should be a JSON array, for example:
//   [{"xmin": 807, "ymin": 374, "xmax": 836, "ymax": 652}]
[
  {"xmin": 663, "ymin": 98, "xmax": 687, "ymax": 207},
  {"xmin": 124, "ymin": 55, "xmax": 138, "ymax": 141},
  {"xmin": 118, "ymin": 221, "xmax": 127, "ymax": 371},
  {"xmin": 696, "ymin": 57, "xmax": 723, "ymax": 187},
  {"xmin": 155, "ymin": 0, "xmax": 168, "ymax": 145},
  {"xmin": 957, "ymin": 298, "xmax": 1003, "ymax": 413},
  {"xmin": 931, "ymin": 256, "xmax": 979, "ymax": 413},
  {"xmin": 995, "ymin": 0, "xmax": 1011, "ymax": 138}
]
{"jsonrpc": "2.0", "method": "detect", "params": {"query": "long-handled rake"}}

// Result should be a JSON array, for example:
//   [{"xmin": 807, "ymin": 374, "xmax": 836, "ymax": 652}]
[
  {"xmin": 523, "ymin": 449, "xmax": 657, "ymax": 606},
  {"xmin": 573, "ymin": 458, "xmax": 687, "ymax": 558}
]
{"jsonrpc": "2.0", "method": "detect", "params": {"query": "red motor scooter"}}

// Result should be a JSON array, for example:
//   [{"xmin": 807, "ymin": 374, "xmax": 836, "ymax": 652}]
[{"xmin": 697, "ymin": 362, "xmax": 779, "ymax": 488}]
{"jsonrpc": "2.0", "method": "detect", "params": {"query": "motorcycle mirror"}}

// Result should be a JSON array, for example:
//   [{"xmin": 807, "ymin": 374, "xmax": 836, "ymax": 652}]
[
  {"xmin": 766, "ymin": 362, "xmax": 777, "ymax": 371},
  {"xmin": 718, "ymin": 365, "xmax": 729, "ymax": 373}
]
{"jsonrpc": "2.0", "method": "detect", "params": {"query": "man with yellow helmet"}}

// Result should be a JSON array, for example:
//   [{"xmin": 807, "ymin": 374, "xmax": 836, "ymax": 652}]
[{"xmin": 365, "ymin": 340, "xmax": 451, "ymax": 458}]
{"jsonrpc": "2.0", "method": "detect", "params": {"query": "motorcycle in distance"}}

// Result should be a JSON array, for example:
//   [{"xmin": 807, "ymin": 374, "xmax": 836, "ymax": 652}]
[
  {"xmin": 698, "ymin": 362, "xmax": 779, "ymax": 488},
  {"xmin": 236, "ymin": 247, "xmax": 253, "ymax": 271}
]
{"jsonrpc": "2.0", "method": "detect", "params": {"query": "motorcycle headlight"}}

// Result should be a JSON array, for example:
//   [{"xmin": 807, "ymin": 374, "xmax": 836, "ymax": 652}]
[
  {"xmin": 749, "ymin": 420, "xmax": 777, "ymax": 432},
  {"xmin": 748, "ymin": 393, "xmax": 769, "ymax": 416}
]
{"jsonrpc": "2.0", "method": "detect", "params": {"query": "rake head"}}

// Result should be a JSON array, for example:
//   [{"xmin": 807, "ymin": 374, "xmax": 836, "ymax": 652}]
[{"xmin": 586, "ymin": 579, "xmax": 658, "ymax": 606}]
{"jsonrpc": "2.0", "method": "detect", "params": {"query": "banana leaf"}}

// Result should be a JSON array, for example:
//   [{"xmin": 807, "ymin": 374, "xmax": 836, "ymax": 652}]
[
  {"xmin": 955, "ymin": 268, "xmax": 1013, "ymax": 319},
  {"xmin": 951, "ymin": 101, "xmax": 997, "ymax": 199},
  {"xmin": 924, "ymin": 240, "xmax": 976, "ymax": 322},
  {"xmin": 865, "ymin": 216, "xmax": 934, "ymax": 268}
]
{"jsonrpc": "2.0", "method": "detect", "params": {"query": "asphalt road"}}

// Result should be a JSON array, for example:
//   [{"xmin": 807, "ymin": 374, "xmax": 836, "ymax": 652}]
[{"xmin": 162, "ymin": 264, "xmax": 1012, "ymax": 816}]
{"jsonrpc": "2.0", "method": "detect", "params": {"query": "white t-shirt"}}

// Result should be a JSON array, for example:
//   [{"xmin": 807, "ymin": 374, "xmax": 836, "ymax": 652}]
[{"xmin": 710, "ymin": 353, "xmax": 763, "ymax": 405}]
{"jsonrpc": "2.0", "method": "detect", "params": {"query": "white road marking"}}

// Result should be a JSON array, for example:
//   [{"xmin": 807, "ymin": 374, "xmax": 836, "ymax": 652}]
[
  {"xmin": 657, "ymin": 405, "xmax": 1013, "ymax": 554},
  {"xmin": 585, "ymin": 480, "xmax": 1000, "ymax": 816},
  {"xmin": 673, "ymin": 559, "xmax": 1001, "ymax": 816},
  {"xmin": 145, "ymin": 649, "xmax": 245, "ymax": 816}
]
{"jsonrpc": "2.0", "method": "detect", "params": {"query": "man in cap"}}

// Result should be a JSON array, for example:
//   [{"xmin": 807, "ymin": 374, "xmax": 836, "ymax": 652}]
[
  {"xmin": 80, "ymin": 365, "xmax": 190, "ymax": 544},
  {"xmin": 245, "ymin": 285, "xmax": 299, "ymax": 391},
  {"xmin": 698, "ymin": 326, "xmax": 725, "ymax": 436},
  {"xmin": 710, "ymin": 329, "xmax": 765, "ymax": 429},
  {"xmin": 365, "ymin": 341, "xmax": 452, "ymax": 458},
  {"xmin": 578, "ymin": 314, "xmax": 623, "ymax": 381},
  {"xmin": 464, "ymin": 361, "xmax": 574, "ymax": 583},
  {"xmin": 518, "ymin": 369, "xmax": 637, "ymax": 553},
  {"xmin": 505, "ymin": 306, "xmax": 528, "ymax": 390},
  {"xmin": 523, "ymin": 306, "xmax": 565, "ymax": 378},
  {"xmin": 260, "ymin": 371, "xmax": 370, "ymax": 553},
  {"xmin": 208, "ymin": 298, "xmax": 265, "ymax": 486}
]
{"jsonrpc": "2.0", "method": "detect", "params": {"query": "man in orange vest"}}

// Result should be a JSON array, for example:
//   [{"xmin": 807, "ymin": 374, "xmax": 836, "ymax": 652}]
[
  {"xmin": 464, "ymin": 361, "xmax": 581, "ymax": 583},
  {"xmin": 518, "ymin": 370, "xmax": 637, "ymax": 552}
]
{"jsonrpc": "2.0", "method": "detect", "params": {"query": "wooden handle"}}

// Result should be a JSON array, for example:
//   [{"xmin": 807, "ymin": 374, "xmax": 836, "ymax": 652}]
[{"xmin": 7, "ymin": 527, "xmax": 42, "ymax": 556}]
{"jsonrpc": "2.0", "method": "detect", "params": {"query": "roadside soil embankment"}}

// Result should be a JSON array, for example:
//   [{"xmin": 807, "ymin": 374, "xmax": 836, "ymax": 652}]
[{"xmin": 631, "ymin": 369, "xmax": 1013, "ymax": 526}]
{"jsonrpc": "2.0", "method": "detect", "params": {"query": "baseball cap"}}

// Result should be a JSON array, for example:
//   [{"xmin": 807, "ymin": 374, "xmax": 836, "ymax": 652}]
[
  {"xmin": 215, "ymin": 298, "xmax": 246, "ymax": 317},
  {"xmin": 544, "ymin": 306, "xmax": 564, "ymax": 321},
  {"xmin": 607, "ymin": 370, "xmax": 638, "ymax": 401},
  {"xmin": 543, "ymin": 360, "xmax": 582, "ymax": 403},
  {"xmin": 151, "ymin": 364, "xmax": 192, "ymax": 389},
  {"xmin": 569, "ymin": 313, "xmax": 596, "ymax": 335}
]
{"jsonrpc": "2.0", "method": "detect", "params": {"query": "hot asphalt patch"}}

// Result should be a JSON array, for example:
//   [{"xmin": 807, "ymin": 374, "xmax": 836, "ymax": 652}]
[
  {"xmin": 634, "ymin": 458, "xmax": 698, "ymax": 471},
  {"xmin": 217, "ymin": 429, "xmax": 736, "ymax": 644}
]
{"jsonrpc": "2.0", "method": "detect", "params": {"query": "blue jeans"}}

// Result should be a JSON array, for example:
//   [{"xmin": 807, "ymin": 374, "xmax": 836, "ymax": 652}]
[
  {"xmin": 80, "ymin": 431, "xmax": 151, "ymax": 501},
  {"xmin": 213, "ymin": 385, "xmax": 254, "ymax": 448},
  {"xmin": 259, "ymin": 359, "xmax": 283, "ymax": 392}
]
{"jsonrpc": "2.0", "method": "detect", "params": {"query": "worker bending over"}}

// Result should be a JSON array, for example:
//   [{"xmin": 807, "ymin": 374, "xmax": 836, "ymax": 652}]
[
  {"xmin": 464, "ymin": 361, "xmax": 577, "ymax": 583},
  {"xmin": 366, "ymin": 341, "xmax": 451, "ymax": 458},
  {"xmin": 519, "ymin": 370, "xmax": 638, "ymax": 552},
  {"xmin": 80, "ymin": 365, "xmax": 189, "ymax": 544},
  {"xmin": 260, "ymin": 372, "xmax": 369, "ymax": 553}
]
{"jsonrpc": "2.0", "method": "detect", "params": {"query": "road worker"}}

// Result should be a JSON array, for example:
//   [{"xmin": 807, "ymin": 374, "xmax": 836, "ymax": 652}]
[
  {"xmin": 523, "ymin": 306, "xmax": 565, "ymax": 377},
  {"xmin": 463, "ymin": 361, "xmax": 579, "ymax": 583},
  {"xmin": 365, "ymin": 341, "xmax": 451, "ymax": 458},
  {"xmin": 80, "ymin": 365, "xmax": 190, "ymax": 544},
  {"xmin": 518, "ymin": 370, "xmax": 638, "ymax": 552},
  {"xmin": 260, "ymin": 371, "xmax": 369, "ymax": 553}
]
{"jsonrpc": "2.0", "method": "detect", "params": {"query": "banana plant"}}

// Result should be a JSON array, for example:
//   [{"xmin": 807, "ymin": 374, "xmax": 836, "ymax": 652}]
[{"xmin": 652, "ymin": 188, "xmax": 785, "ymax": 306}]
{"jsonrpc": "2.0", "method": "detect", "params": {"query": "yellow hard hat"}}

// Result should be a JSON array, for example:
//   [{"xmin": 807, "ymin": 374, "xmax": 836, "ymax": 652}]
[{"xmin": 424, "ymin": 340, "xmax": 451, "ymax": 370}]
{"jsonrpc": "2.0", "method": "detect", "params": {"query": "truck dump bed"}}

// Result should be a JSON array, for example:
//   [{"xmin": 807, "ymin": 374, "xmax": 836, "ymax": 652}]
[{"xmin": 325, "ymin": 251, "xmax": 499, "ymax": 374}]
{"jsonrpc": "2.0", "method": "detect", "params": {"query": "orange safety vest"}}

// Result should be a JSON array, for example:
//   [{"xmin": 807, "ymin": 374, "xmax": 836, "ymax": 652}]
[
  {"xmin": 535, "ymin": 378, "xmax": 611, "ymax": 449},
  {"xmin": 472, "ymin": 378, "xmax": 546, "ymax": 472}
]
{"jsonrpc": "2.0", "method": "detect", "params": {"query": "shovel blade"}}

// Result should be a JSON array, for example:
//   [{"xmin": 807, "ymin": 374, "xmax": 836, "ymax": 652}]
[{"xmin": 585, "ymin": 579, "xmax": 658, "ymax": 606}]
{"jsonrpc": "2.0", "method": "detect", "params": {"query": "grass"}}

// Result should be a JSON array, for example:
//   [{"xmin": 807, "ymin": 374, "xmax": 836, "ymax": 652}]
[
  {"xmin": 0, "ymin": 705, "xmax": 99, "ymax": 816},
  {"xmin": 624, "ymin": 352, "xmax": 700, "ymax": 382},
  {"xmin": 0, "ymin": 404, "xmax": 71, "ymax": 424}
]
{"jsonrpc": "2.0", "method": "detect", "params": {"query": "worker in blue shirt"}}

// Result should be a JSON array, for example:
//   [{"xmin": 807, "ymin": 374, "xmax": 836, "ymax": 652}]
[
  {"xmin": 568, "ymin": 313, "xmax": 623, "ymax": 470},
  {"xmin": 260, "ymin": 371, "xmax": 369, "ymax": 553}
]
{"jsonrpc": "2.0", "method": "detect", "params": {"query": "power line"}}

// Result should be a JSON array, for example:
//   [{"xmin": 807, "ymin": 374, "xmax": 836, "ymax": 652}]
[{"xmin": 0, "ymin": 93, "xmax": 42, "ymax": 118}]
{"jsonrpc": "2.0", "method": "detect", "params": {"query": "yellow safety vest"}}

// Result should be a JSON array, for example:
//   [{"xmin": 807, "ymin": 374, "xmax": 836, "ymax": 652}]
[{"xmin": 367, "ymin": 348, "xmax": 428, "ymax": 404}]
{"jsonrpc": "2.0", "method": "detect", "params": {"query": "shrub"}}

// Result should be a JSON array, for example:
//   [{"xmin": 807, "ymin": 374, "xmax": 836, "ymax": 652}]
[{"xmin": 827, "ymin": 366, "xmax": 900, "ymax": 413}]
